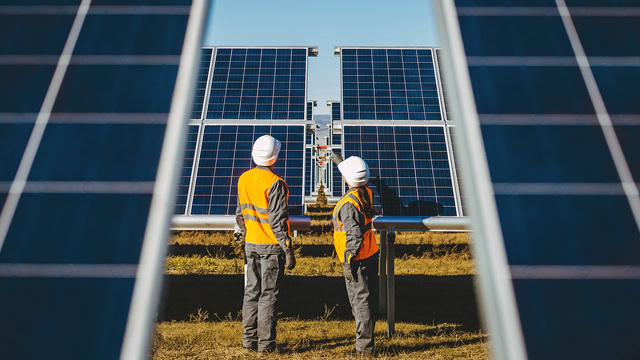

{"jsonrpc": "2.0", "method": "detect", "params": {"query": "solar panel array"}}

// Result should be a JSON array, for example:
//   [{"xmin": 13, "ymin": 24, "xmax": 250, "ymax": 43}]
[
  {"xmin": 0, "ymin": 1, "xmax": 205, "ymax": 358},
  {"xmin": 343, "ymin": 125, "xmax": 457, "ymax": 216},
  {"xmin": 191, "ymin": 125, "xmax": 304, "ymax": 216},
  {"xmin": 331, "ymin": 148, "xmax": 343, "ymax": 197},
  {"xmin": 307, "ymin": 101, "xmax": 314, "ymax": 121},
  {"xmin": 305, "ymin": 147, "xmax": 313, "ymax": 196},
  {"xmin": 175, "ymin": 125, "xmax": 200, "ymax": 215},
  {"xmin": 191, "ymin": 48, "xmax": 213, "ymax": 119},
  {"xmin": 341, "ymin": 48, "xmax": 441, "ymax": 121},
  {"xmin": 439, "ymin": 1, "xmax": 640, "ymax": 359},
  {"xmin": 206, "ymin": 47, "xmax": 308, "ymax": 120}
]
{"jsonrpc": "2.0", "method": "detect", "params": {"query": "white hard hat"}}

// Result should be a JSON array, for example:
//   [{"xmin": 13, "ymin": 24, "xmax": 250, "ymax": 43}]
[
  {"xmin": 338, "ymin": 156, "xmax": 369, "ymax": 187},
  {"xmin": 252, "ymin": 135, "xmax": 281, "ymax": 166}
]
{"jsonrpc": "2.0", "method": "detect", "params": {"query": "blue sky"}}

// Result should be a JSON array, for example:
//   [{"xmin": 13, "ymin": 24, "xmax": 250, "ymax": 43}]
[{"xmin": 203, "ymin": 0, "xmax": 439, "ymax": 115}]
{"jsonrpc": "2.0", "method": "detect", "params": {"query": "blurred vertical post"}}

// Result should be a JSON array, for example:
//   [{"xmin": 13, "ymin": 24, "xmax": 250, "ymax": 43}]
[
  {"xmin": 386, "ymin": 230, "xmax": 396, "ymax": 336},
  {"xmin": 379, "ymin": 231, "xmax": 387, "ymax": 317}
]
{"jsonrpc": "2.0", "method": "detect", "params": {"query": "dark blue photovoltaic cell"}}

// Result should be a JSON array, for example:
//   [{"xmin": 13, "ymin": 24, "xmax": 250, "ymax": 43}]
[
  {"xmin": 0, "ymin": 124, "xmax": 34, "ymax": 181},
  {"xmin": 53, "ymin": 65, "xmax": 178, "ymax": 113},
  {"xmin": 513, "ymin": 279, "xmax": 640, "ymax": 359},
  {"xmin": 482, "ymin": 125, "xmax": 619, "ymax": 183},
  {"xmin": 497, "ymin": 194, "xmax": 640, "ymax": 265},
  {"xmin": 0, "ymin": 277, "xmax": 134, "ymax": 360},
  {"xmin": 307, "ymin": 101, "xmax": 313, "ymax": 121},
  {"xmin": 341, "ymin": 48, "xmax": 441, "ymax": 121},
  {"xmin": 74, "ymin": 15, "xmax": 189, "ymax": 55},
  {"xmin": 592, "ymin": 67, "xmax": 640, "ymax": 115},
  {"xmin": 175, "ymin": 125, "xmax": 199, "ymax": 214},
  {"xmin": 191, "ymin": 49, "xmax": 212, "ymax": 119},
  {"xmin": 331, "ymin": 102, "xmax": 341, "ymax": 122},
  {"xmin": 91, "ymin": 0, "xmax": 191, "ymax": 4},
  {"xmin": 206, "ymin": 48, "xmax": 307, "ymax": 120},
  {"xmin": 469, "ymin": 66, "xmax": 594, "ymax": 115},
  {"xmin": 332, "ymin": 148, "xmax": 343, "ymax": 197},
  {"xmin": 0, "ymin": 15, "xmax": 75, "ymax": 55},
  {"xmin": 29, "ymin": 124, "xmax": 166, "ymax": 181},
  {"xmin": 458, "ymin": 14, "xmax": 573, "ymax": 56},
  {"xmin": 305, "ymin": 147, "xmax": 312, "ymax": 196},
  {"xmin": 0, "ymin": 65, "xmax": 56, "ymax": 112},
  {"xmin": 615, "ymin": 126, "xmax": 640, "ymax": 180},
  {"xmin": 344, "ymin": 126, "xmax": 457, "ymax": 216},
  {"xmin": 1, "ymin": 193, "xmax": 151, "ymax": 264},
  {"xmin": 191, "ymin": 125, "xmax": 304, "ymax": 215},
  {"xmin": 455, "ymin": 0, "xmax": 556, "ymax": 6},
  {"xmin": 572, "ymin": 14, "xmax": 640, "ymax": 56}
]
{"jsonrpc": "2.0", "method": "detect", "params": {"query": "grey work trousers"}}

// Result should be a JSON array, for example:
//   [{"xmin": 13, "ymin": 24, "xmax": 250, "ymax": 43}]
[
  {"xmin": 242, "ymin": 251, "xmax": 285, "ymax": 352},
  {"xmin": 344, "ymin": 253, "xmax": 379, "ymax": 354}
]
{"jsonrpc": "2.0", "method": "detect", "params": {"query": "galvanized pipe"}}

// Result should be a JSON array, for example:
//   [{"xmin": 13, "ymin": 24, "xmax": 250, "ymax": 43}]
[
  {"xmin": 171, "ymin": 215, "xmax": 311, "ymax": 231},
  {"xmin": 373, "ymin": 216, "xmax": 470, "ymax": 232}
]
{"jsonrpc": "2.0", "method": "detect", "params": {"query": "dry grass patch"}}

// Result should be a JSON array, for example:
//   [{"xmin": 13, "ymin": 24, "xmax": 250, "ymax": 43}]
[
  {"xmin": 165, "ymin": 253, "xmax": 474, "ymax": 276},
  {"xmin": 151, "ymin": 319, "xmax": 488, "ymax": 360}
]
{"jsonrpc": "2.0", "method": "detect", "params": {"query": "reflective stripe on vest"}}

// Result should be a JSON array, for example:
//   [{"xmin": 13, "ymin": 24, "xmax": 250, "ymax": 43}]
[
  {"xmin": 238, "ymin": 168, "xmax": 287, "ymax": 245},
  {"xmin": 332, "ymin": 187, "xmax": 378, "ymax": 263}
]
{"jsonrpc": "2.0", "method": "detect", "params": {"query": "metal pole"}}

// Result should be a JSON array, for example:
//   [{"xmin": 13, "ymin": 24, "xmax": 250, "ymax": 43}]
[
  {"xmin": 386, "ymin": 229, "xmax": 396, "ymax": 337},
  {"xmin": 379, "ymin": 231, "xmax": 387, "ymax": 317}
]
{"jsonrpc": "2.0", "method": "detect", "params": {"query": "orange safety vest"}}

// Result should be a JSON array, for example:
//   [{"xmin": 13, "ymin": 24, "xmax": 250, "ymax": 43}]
[
  {"xmin": 332, "ymin": 186, "xmax": 378, "ymax": 263},
  {"xmin": 238, "ymin": 168, "xmax": 290, "ymax": 245}
]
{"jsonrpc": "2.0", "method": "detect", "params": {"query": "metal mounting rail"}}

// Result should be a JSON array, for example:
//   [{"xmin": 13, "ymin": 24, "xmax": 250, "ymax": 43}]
[
  {"xmin": 374, "ymin": 216, "xmax": 470, "ymax": 337},
  {"xmin": 171, "ymin": 215, "xmax": 311, "ymax": 231}
]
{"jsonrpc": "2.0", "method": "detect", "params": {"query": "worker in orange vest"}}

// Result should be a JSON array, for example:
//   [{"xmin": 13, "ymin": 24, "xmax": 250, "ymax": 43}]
[
  {"xmin": 331, "ymin": 153, "xmax": 379, "ymax": 356},
  {"xmin": 235, "ymin": 135, "xmax": 296, "ymax": 353}
]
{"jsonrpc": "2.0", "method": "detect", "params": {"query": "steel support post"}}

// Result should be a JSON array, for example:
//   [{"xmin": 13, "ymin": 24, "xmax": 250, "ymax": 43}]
[
  {"xmin": 386, "ymin": 229, "xmax": 396, "ymax": 337},
  {"xmin": 379, "ymin": 231, "xmax": 387, "ymax": 317}
]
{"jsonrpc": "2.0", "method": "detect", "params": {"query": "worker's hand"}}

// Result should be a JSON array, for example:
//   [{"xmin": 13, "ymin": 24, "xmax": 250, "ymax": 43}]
[
  {"xmin": 285, "ymin": 248, "xmax": 296, "ymax": 270},
  {"xmin": 330, "ymin": 150, "xmax": 343, "ymax": 165},
  {"xmin": 343, "ymin": 263, "xmax": 354, "ymax": 282},
  {"xmin": 233, "ymin": 232, "xmax": 243, "ymax": 244}
]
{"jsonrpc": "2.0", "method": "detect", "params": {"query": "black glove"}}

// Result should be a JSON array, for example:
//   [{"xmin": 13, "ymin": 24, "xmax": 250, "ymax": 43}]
[
  {"xmin": 330, "ymin": 150, "xmax": 343, "ymax": 165},
  {"xmin": 343, "ymin": 263, "xmax": 354, "ymax": 282},
  {"xmin": 233, "ymin": 232, "xmax": 243, "ymax": 244},
  {"xmin": 285, "ymin": 248, "xmax": 296, "ymax": 270}
]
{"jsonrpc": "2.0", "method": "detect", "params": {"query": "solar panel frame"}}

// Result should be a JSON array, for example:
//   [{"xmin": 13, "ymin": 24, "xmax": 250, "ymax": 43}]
[
  {"xmin": 0, "ymin": 1, "xmax": 209, "ymax": 359},
  {"xmin": 435, "ymin": 2, "xmax": 640, "ymax": 359}
]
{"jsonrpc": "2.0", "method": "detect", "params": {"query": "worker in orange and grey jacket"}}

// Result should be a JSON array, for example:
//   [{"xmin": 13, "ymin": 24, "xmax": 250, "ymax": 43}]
[
  {"xmin": 235, "ymin": 134, "xmax": 296, "ymax": 353},
  {"xmin": 330, "ymin": 152, "xmax": 379, "ymax": 356}
]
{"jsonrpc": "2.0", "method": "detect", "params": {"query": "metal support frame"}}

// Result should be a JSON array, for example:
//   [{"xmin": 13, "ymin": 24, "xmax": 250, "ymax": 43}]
[
  {"xmin": 374, "ymin": 216, "xmax": 469, "ymax": 337},
  {"xmin": 171, "ymin": 215, "xmax": 310, "ymax": 231}
]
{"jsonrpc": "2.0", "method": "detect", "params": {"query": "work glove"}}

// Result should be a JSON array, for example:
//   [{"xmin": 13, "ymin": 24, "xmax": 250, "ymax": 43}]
[
  {"xmin": 285, "ymin": 248, "xmax": 296, "ymax": 270},
  {"xmin": 343, "ymin": 263, "xmax": 354, "ymax": 282},
  {"xmin": 330, "ymin": 150, "xmax": 343, "ymax": 165},
  {"xmin": 233, "ymin": 232, "xmax": 243, "ymax": 244}
]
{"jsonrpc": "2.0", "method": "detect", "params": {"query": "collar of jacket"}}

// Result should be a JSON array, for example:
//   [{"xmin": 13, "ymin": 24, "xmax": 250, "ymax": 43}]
[{"xmin": 256, "ymin": 165, "xmax": 274, "ymax": 172}]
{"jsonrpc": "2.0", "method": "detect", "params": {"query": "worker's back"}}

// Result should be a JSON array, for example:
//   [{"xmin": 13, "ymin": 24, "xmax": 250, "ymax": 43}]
[{"xmin": 238, "ymin": 167, "xmax": 284, "ymax": 246}]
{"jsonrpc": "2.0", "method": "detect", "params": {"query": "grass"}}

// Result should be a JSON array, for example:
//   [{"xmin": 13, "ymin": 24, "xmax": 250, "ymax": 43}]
[
  {"xmin": 170, "ymin": 230, "xmax": 471, "ymax": 247},
  {"xmin": 151, "ymin": 318, "xmax": 489, "ymax": 360},
  {"xmin": 165, "ymin": 253, "xmax": 474, "ymax": 276}
]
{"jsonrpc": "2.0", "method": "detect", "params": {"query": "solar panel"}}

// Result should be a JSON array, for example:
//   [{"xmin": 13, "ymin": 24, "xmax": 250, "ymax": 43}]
[
  {"xmin": 175, "ymin": 125, "xmax": 200, "ymax": 215},
  {"xmin": 343, "ymin": 125, "xmax": 457, "ymax": 216},
  {"xmin": 191, "ymin": 48, "xmax": 213, "ymax": 119},
  {"xmin": 305, "ymin": 147, "xmax": 313, "ymax": 196},
  {"xmin": 331, "ymin": 148, "xmax": 343, "ymax": 197},
  {"xmin": 437, "ymin": 1, "xmax": 640, "ymax": 359},
  {"xmin": 206, "ymin": 47, "xmax": 308, "ymax": 120},
  {"xmin": 0, "ymin": 1, "xmax": 206, "ymax": 359},
  {"xmin": 340, "ymin": 47, "xmax": 442, "ymax": 121},
  {"xmin": 307, "ymin": 101, "xmax": 314, "ymax": 121},
  {"xmin": 191, "ymin": 125, "xmax": 305, "ymax": 216},
  {"xmin": 331, "ymin": 101, "xmax": 341, "ymax": 122},
  {"xmin": 447, "ymin": 126, "xmax": 465, "ymax": 215}
]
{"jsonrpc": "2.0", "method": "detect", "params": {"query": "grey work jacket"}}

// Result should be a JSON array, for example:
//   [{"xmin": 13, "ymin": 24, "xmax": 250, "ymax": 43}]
[
  {"xmin": 338, "ymin": 187, "xmax": 370, "ymax": 259},
  {"xmin": 235, "ymin": 165, "xmax": 292, "ymax": 255}
]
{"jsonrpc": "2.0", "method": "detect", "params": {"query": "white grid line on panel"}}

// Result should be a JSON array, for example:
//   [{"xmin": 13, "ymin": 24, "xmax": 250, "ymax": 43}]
[
  {"xmin": 0, "ymin": 181, "xmax": 156, "ymax": 194},
  {"xmin": 556, "ymin": 0, "xmax": 640, "ymax": 234},
  {"xmin": 0, "ymin": 0, "xmax": 92, "ymax": 253},
  {"xmin": 0, "ymin": 263, "xmax": 138, "ymax": 278},
  {"xmin": 510, "ymin": 265, "xmax": 640, "ymax": 280}
]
